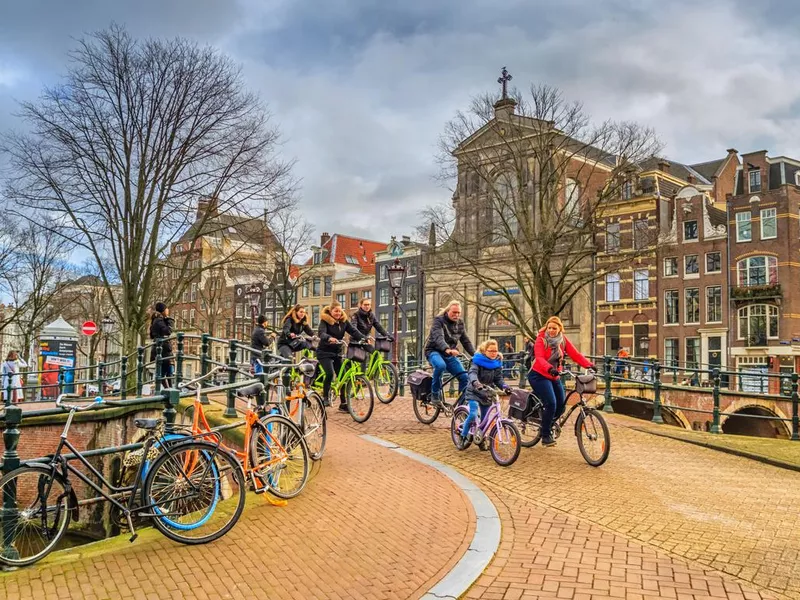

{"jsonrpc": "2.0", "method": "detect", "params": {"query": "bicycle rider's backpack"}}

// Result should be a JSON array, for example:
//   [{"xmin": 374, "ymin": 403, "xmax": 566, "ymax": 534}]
[
  {"xmin": 507, "ymin": 388, "xmax": 532, "ymax": 420},
  {"xmin": 575, "ymin": 374, "xmax": 597, "ymax": 394},
  {"xmin": 407, "ymin": 370, "xmax": 432, "ymax": 402}
]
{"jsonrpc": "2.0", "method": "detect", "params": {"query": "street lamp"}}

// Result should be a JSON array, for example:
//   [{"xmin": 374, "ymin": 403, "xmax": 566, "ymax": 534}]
[
  {"xmin": 101, "ymin": 316, "xmax": 114, "ymax": 391},
  {"xmin": 246, "ymin": 284, "xmax": 261, "ymax": 331},
  {"xmin": 387, "ymin": 258, "xmax": 407, "ymax": 367}
]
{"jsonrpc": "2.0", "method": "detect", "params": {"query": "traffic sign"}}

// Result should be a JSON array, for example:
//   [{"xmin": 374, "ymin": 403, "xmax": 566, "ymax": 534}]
[{"xmin": 81, "ymin": 321, "xmax": 98, "ymax": 336}]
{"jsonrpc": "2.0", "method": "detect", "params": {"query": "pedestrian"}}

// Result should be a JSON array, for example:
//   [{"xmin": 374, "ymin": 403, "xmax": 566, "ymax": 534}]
[
  {"xmin": 317, "ymin": 300, "xmax": 366, "ymax": 411},
  {"xmin": 502, "ymin": 340, "xmax": 514, "ymax": 378},
  {"xmin": 149, "ymin": 301, "xmax": 175, "ymax": 388},
  {"xmin": 2, "ymin": 351, "xmax": 27, "ymax": 403},
  {"xmin": 251, "ymin": 315, "xmax": 273, "ymax": 374}
]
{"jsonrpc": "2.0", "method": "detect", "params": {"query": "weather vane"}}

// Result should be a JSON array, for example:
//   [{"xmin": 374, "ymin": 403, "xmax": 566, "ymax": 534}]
[{"xmin": 498, "ymin": 67, "xmax": 512, "ymax": 100}]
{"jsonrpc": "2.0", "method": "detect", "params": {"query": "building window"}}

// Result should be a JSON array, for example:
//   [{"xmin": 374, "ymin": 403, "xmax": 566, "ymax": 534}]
[
  {"xmin": 705, "ymin": 252, "xmax": 721, "ymax": 273},
  {"xmin": 633, "ymin": 269, "xmax": 649, "ymax": 301},
  {"xmin": 350, "ymin": 292, "xmax": 359, "ymax": 308},
  {"xmin": 605, "ymin": 325, "xmax": 620, "ymax": 355},
  {"xmin": 190, "ymin": 282, "xmax": 198, "ymax": 302},
  {"xmin": 749, "ymin": 169, "xmax": 762, "ymax": 193},
  {"xmin": 336, "ymin": 293, "xmax": 345, "ymax": 305},
  {"xmin": 685, "ymin": 338, "xmax": 700, "ymax": 369},
  {"xmin": 406, "ymin": 283, "xmax": 418, "ymax": 304},
  {"xmin": 605, "ymin": 223, "xmax": 620, "ymax": 253},
  {"xmin": 665, "ymin": 290, "xmax": 679, "ymax": 324},
  {"xmin": 379, "ymin": 287, "xmax": 390, "ymax": 306},
  {"xmin": 312, "ymin": 277, "xmax": 321, "ymax": 297},
  {"xmin": 565, "ymin": 178, "xmax": 581, "ymax": 225},
  {"xmin": 406, "ymin": 309, "xmax": 417, "ymax": 333},
  {"xmin": 685, "ymin": 288, "xmax": 700, "ymax": 324},
  {"xmin": 379, "ymin": 265, "xmax": 389, "ymax": 281},
  {"xmin": 796, "ymin": 171, "xmax": 800, "ymax": 186},
  {"xmin": 706, "ymin": 286, "xmax": 722, "ymax": 323},
  {"xmin": 181, "ymin": 309, "xmax": 188, "ymax": 325},
  {"xmin": 760, "ymin": 208, "xmax": 777, "ymax": 239},
  {"xmin": 736, "ymin": 212, "xmax": 752, "ymax": 242},
  {"xmin": 183, "ymin": 289, "xmax": 189, "ymax": 303},
  {"xmin": 324, "ymin": 276, "xmax": 332, "ymax": 297},
  {"xmin": 406, "ymin": 262, "xmax": 418, "ymax": 278},
  {"xmin": 664, "ymin": 257, "xmax": 678, "ymax": 277},
  {"xmin": 633, "ymin": 324, "xmax": 649, "ymax": 357},
  {"xmin": 738, "ymin": 304, "xmax": 778, "ymax": 345},
  {"xmin": 189, "ymin": 309, "xmax": 196, "ymax": 327},
  {"xmin": 605, "ymin": 273, "xmax": 620, "ymax": 302},
  {"xmin": 345, "ymin": 255, "xmax": 359, "ymax": 265},
  {"xmin": 664, "ymin": 338, "xmax": 679, "ymax": 368},
  {"xmin": 633, "ymin": 219, "xmax": 649, "ymax": 250},
  {"xmin": 235, "ymin": 304, "xmax": 243, "ymax": 319},
  {"xmin": 622, "ymin": 180, "xmax": 633, "ymax": 200},
  {"xmin": 737, "ymin": 256, "xmax": 778, "ymax": 286},
  {"xmin": 684, "ymin": 255, "xmax": 699, "ymax": 276},
  {"xmin": 683, "ymin": 220, "xmax": 698, "ymax": 241},
  {"xmin": 379, "ymin": 312, "xmax": 390, "ymax": 332},
  {"xmin": 363, "ymin": 290, "xmax": 372, "ymax": 299},
  {"xmin": 311, "ymin": 306, "xmax": 320, "ymax": 327},
  {"xmin": 302, "ymin": 282, "xmax": 309, "ymax": 298}
]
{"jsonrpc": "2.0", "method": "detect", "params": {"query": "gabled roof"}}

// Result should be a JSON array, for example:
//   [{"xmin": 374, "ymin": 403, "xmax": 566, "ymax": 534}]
[
  {"xmin": 306, "ymin": 234, "xmax": 386, "ymax": 275},
  {"xmin": 177, "ymin": 212, "xmax": 279, "ymax": 249},
  {"xmin": 638, "ymin": 157, "xmax": 712, "ymax": 185},
  {"xmin": 689, "ymin": 158, "xmax": 726, "ymax": 181}
]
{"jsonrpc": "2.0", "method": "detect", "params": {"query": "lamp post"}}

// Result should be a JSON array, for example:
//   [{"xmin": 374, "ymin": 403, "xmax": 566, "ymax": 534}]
[
  {"xmin": 387, "ymin": 258, "xmax": 407, "ymax": 368},
  {"xmin": 101, "ymin": 316, "xmax": 114, "ymax": 392},
  {"xmin": 246, "ymin": 284, "xmax": 261, "ymax": 332}
]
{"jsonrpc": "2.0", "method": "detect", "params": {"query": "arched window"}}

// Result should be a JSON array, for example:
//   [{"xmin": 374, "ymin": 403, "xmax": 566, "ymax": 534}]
[
  {"xmin": 492, "ymin": 172, "xmax": 519, "ymax": 243},
  {"xmin": 737, "ymin": 304, "xmax": 778, "ymax": 346},
  {"xmin": 565, "ymin": 178, "xmax": 581, "ymax": 224},
  {"xmin": 737, "ymin": 256, "xmax": 778, "ymax": 287}
]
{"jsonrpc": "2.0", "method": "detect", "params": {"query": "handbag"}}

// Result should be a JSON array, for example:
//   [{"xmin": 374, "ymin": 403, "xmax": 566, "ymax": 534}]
[
  {"xmin": 575, "ymin": 374, "xmax": 597, "ymax": 394},
  {"xmin": 507, "ymin": 388, "xmax": 531, "ymax": 420}
]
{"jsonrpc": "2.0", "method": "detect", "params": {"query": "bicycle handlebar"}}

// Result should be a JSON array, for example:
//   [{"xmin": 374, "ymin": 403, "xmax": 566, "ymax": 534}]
[{"xmin": 56, "ymin": 393, "xmax": 119, "ymax": 412}]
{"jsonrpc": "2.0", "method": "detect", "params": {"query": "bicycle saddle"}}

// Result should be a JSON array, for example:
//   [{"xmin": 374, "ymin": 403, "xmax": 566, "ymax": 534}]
[{"xmin": 134, "ymin": 418, "xmax": 162, "ymax": 430}]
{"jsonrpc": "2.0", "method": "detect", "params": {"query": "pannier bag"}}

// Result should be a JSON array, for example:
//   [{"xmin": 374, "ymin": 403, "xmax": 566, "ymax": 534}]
[
  {"xmin": 575, "ymin": 374, "xmax": 597, "ymax": 394},
  {"xmin": 507, "ymin": 388, "xmax": 531, "ymax": 421},
  {"xmin": 375, "ymin": 338, "xmax": 392, "ymax": 353},
  {"xmin": 346, "ymin": 343, "xmax": 368, "ymax": 362},
  {"xmin": 407, "ymin": 370, "xmax": 432, "ymax": 402}
]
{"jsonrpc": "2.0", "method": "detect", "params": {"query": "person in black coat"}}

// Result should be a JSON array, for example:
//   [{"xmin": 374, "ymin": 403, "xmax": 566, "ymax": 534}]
[
  {"xmin": 318, "ymin": 301, "xmax": 365, "ymax": 411},
  {"xmin": 149, "ymin": 301, "xmax": 174, "ymax": 388},
  {"xmin": 423, "ymin": 301, "xmax": 475, "ymax": 404},
  {"xmin": 250, "ymin": 315, "xmax": 275, "ymax": 373},
  {"xmin": 350, "ymin": 298, "xmax": 392, "ymax": 360},
  {"xmin": 277, "ymin": 304, "xmax": 315, "ymax": 359}
]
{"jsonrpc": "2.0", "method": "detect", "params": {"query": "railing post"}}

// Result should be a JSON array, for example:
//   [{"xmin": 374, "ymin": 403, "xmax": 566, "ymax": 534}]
[
  {"xmin": 224, "ymin": 340, "xmax": 238, "ymax": 418},
  {"xmin": 603, "ymin": 355, "xmax": 614, "ymax": 413},
  {"xmin": 200, "ymin": 333, "xmax": 210, "ymax": 405},
  {"xmin": 120, "ymin": 356, "xmax": 128, "ymax": 401},
  {"xmin": 1, "ymin": 404, "xmax": 22, "ymax": 561},
  {"xmin": 136, "ymin": 346, "xmax": 144, "ymax": 396},
  {"xmin": 161, "ymin": 388, "xmax": 180, "ymax": 433},
  {"xmin": 792, "ymin": 373, "xmax": 799, "ymax": 442},
  {"xmin": 710, "ymin": 368, "xmax": 721, "ymax": 434},
  {"xmin": 154, "ymin": 343, "xmax": 163, "ymax": 394},
  {"xmin": 58, "ymin": 366, "xmax": 65, "ymax": 399},
  {"xmin": 98, "ymin": 361, "xmax": 106, "ymax": 396},
  {"xmin": 258, "ymin": 349, "xmax": 270, "ymax": 410},
  {"xmin": 399, "ymin": 355, "xmax": 406, "ymax": 397},
  {"xmin": 176, "ymin": 332, "xmax": 185, "ymax": 389},
  {"xmin": 651, "ymin": 361, "xmax": 663, "ymax": 424}
]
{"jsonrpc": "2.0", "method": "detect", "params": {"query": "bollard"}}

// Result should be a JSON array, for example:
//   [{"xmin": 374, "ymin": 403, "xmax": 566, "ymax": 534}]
[
  {"xmin": 136, "ymin": 346, "xmax": 144, "ymax": 396},
  {"xmin": 154, "ymin": 344, "xmax": 163, "ymax": 394},
  {"xmin": 120, "ymin": 356, "xmax": 128, "ymax": 401},
  {"xmin": 710, "ymin": 368, "xmax": 721, "ymax": 434},
  {"xmin": 224, "ymin": 340, "xmax": 238, "ymax": 418},
  {"xmin": 651, "ymin": 362, "xmax": 664, "ymax": 424},
  {"xmin": 792, "ymin": 373, "xmax": 799, "ymax": 442},
  {"xmin": 603, "ymin": 355, "xmax": 614, "ymax": 413},
  {"xmin": 161, "ymin": 388, "xmax": 180, "ymax": 433},
  {"xmin": 176, "ymin": 332, "xmax": 185, "ymax": 389},
  {"xmin": 1, "ymin": 404, "xmax": 22, "ymax": 560},
  {"xmin": 200, "ymin": 333, "xmax": 210, "ymax": 405}
]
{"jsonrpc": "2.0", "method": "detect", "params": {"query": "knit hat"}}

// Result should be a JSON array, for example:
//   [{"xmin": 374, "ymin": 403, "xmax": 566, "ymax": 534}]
[{"xmin": 154, "ymin": 301, "xmax": 167, "ymax": 314}]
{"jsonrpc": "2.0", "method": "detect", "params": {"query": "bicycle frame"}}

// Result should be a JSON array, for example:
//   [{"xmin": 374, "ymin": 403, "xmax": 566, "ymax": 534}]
[
  {"xmin": 465, "ymin": 400, "xmax": 509, "ymax": 441},
  {"xmin": 364, "ymin": 350, "xmax": 386, "ymax": 379}
]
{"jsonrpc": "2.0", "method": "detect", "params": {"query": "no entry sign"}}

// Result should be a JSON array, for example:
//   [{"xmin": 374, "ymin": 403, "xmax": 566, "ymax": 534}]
[{"xmin": 81, "ymin": 321, "xmax": 98, "ymax": 336}]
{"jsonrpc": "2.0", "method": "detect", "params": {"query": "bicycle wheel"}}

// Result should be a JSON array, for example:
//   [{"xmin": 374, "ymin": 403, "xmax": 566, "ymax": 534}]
[
  {"xmin": 373, "ymin": 362, "xmax": 399, "ymax": 404},
  {"xmin": 0, "ymin": 465, "xmax": 72, "ymax": 567},
  {"xmin": 450, "ymin": 406, "xmax": 472, "ymax": 450},
  {"xmin": 250, "ymin": 414, "xmax": 310, "ymax": 499},
  {"xmin": 576, "ymin": 409, "xmax": 610, "ymax": 467},
  {"xmin": 144, "ymin": 440, "xmax": 245, "ymax": 544},
  {"xmin": 515, "ymin": 403, "xmax": 543, "ymax": 448},
  {"xmin": 302, "ymin": 390, "xmax": 327, "ymax": 460},
  {"xmin": 489, "ymin": 420, "xmax": 521, "ymax": 467},
  {"xmin": 346, "ymin": 375, "xmax": 375, "ymax": 423},
  {"xmin": 413, "ymin": 394, "xmax": 441, "ymax": 425}
]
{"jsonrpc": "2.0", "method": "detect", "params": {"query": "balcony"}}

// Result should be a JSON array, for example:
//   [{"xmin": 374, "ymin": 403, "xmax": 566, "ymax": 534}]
[{"xmin": 731, "ymin": 283, "xmax": 782, "ymax": 305}]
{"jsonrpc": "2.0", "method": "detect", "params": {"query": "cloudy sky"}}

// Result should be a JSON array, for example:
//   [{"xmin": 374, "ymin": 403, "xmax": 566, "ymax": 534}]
[{"xmin": 1, "ymin": 0, "xmax": 799, "ymax": 242}]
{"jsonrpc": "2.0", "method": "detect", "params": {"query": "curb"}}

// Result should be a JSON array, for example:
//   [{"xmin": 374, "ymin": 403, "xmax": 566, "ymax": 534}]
[{"xmin": 360, "ymin": 434, "xmax": 500, "ymax": 600}]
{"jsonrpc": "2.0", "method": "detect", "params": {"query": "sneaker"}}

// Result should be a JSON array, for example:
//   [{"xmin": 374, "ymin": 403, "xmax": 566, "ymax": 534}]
[
  {"xmin": 322, "ymin": 395, "xmax": 331, "ymax": 407},
  {"xmin": 478, "ymin": 441, "xmax": 488, "ymax": 451},
  {"xmin": 338, "ymin": 403, "xmax": 349, "ymax": 413},
  {"xmin": 542, "ymin": 436, "xmax": 557, "ymax": 447},
  {"xmin": 429, "ymin": 393, "xmax": 444, "ymax": 407}
]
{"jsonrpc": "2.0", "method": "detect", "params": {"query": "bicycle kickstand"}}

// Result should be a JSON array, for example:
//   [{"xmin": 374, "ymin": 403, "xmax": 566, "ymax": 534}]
[{"xmin": 126, "ymin": 511, "xmax": 138, "ymax": 543}]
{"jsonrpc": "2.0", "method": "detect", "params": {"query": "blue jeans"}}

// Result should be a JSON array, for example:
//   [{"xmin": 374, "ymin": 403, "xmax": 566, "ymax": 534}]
[
  {"xmin": 461, "ymin": 400, "xmax": 489, "ymax": 437},
  {"xmin": 528, "ymin": 372, "xmax": 566, "ymax": 440},
  {"xmin": 427, "ymin": 351, "xmax": 468, "ymax": 398}
]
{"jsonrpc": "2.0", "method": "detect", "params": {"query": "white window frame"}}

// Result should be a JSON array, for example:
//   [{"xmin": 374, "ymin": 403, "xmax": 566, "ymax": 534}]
[
  {"xmin": 664, "ymin": 257, "xmax": 678, "ymax": 277},
  {"xmin": 737, "ymin": 256, "xmax": 778, "ymax": 287},
  {"xmin": 633, "ymin": 269, "xmax": 649, "ymax": 301},
  {"xmin": 379, "ymin": 287, "xmax": 390, "ymax": 307},
  {"xmin": 605, "ymin": 273, "xmax": 620, "ymax": 303},
  {"xmin": 684, "ymin": 288, "xmax": 700, "ymax": 325},
  {"xmin": 706, "ymin": 286, "xmax": 722, "ymax": 324},
  {"xmin": 796, "ymin": 171, "xmax": 800, "ymax": 186},
  {"xmin": 749, "ymin": 169, "xmax": 762, "ymax": 193},
  {"xmin": 406, "ymin": 309, "xmax": 417, "ymax": 333},
  {"xmin": 664, "ymin": 338, "xmax": 679, "ymax": 368},
  {"xmin": 736, "ymin": 212, "xmax": 752, "ymax": 242},
  {"xmin": 684, "ymin": 254, "xmax": 699, "ymax": 277},
  {"xmin": 737, "ymin": 304, "xmax": 779, "ymax": 341},
  {"xmin": 760, "ymin": 207, "xmax": 777, "ymax": 240},
  {"xmin": 683, "ymin": 220, "xmax": 698, "ymax": 241},
  {"xmin": 705, "ymin": 252, "xmax": 722, "ymax": 274},
  {"xmin": 664, "ymin": 290, "xmax": 679, "ymax": 325},
  {"xmin": 633, "ymin": 219, "xmax": 649, "ymax": 250},
  {"xmin": 685, "ymin": 337, "xmax": 701, "ymax": 370},
  {"xmin": 605, "ymin": 223, "xmax": 620, "ymax": 253}
]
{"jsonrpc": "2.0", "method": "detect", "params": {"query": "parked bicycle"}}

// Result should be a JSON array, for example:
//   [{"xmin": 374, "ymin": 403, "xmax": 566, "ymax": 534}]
[
  {"xmin": 0, "ymin": 393, "xmax": 246, "ymax": 567},
  {"xmin": 508, "ymin": 370, "xmax": 610, "ymax": 467},
  {"xmin": 407, "ymin": 359, "xmax": 471, "ymax": 425},
  {"xmin": 450, "ymin": 387, "xmax": 521, "ymax": 467}
]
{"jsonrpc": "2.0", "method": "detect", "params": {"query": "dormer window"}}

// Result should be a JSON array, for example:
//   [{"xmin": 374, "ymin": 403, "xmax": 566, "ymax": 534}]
[
  {"xmin": 795, "ymin": 171, "xmax": 800, "ymax": 186},
  {"xmin": 748, "ymin": 169, "xmax": 762, "ymax": 193},
  {"xmin": 622, "ymin": 180, "xmax": 634, "ymax": 200}
]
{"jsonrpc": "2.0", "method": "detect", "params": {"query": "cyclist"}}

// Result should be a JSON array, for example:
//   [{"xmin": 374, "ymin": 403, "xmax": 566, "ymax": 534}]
[
  {"xmin": 277, "ymin": 304, "xmax": 314, "ymax": 360},
  {"xmin": 529, "ymin": 316, "xmax": 594, "ymax": 447},
  {"xmin": 350, "ymin": 297, "xmax": 392, "ymax": 357},
  {"xmin": 250, "ymin": 314, "xmax": 274, "ymax": 374},
  {"xmin": 424, "ymin": 300, "xmax": 475, "ymax": 406},
  {"xmin": 318, "ymin": 300, "xmax": 366, "ymax": 411},
  {"xmin": 459, "ymin": 339, "xmax": 511, "ymax": 445}
]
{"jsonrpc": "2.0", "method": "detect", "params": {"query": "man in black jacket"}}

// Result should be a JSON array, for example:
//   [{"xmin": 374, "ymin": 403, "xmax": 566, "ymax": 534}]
[
  {"xmin": 424, "ymin": 301, "xmax": 475, "ymax": 405},
  {"xmin": 250, "ymin": 315, "xmax": 273, "ymax": 374}
]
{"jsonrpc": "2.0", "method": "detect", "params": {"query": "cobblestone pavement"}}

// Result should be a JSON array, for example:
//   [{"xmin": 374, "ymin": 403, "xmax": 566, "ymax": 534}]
[
  {"xmin": 333, "ymin": 396, "xmax": 798, "ymax": 599},
  {"xmin": 0, "ymin": 419, "xmax": 474, "ymax": 600}
]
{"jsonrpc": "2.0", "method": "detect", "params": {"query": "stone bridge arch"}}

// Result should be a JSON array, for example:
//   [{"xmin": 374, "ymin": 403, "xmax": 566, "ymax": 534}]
[{"xmin": 720, "ymin": 400, "xmax": 791, "ymax": 439}]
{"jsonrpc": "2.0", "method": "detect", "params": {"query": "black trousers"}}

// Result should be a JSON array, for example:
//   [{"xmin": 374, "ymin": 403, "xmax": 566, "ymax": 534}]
[{"xmin": 319, "ymin": 355, "xmax": 345, "ymax": 404}]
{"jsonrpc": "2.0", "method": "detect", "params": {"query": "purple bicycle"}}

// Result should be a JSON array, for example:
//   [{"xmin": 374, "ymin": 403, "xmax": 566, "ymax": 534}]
[{"xmin": 450, "ymin": 387, "xmax": 521, "ymax": 467}]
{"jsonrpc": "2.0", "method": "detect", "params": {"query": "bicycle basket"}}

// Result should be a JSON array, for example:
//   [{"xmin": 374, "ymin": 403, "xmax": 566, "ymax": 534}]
[
  {"xmin": 575, "ymin": 374, "xmax": 597, "ymax": 394},
  {"xmin": 302, "ymin": 359, "xmax": 319, "ymax": 386},
  {"xmin": 375, "ymin": 338, "xmax": 392, "ymax": 353},
  {"xmin": 407, "ymin": 369, "xmax": 432, "ymax": 401},
  {"xmin": 507, "ymin": 388, "xmax": 531, "ymax": 420},
  {"xmin": 346, "ymin": 344, "xmax": 368, "ymax": 362}
]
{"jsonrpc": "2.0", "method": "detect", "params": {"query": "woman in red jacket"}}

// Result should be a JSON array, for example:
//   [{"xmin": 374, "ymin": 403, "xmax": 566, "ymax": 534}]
[{"xmin": 529, "ymin": 316, "xmax": 594, "ymax": 447}]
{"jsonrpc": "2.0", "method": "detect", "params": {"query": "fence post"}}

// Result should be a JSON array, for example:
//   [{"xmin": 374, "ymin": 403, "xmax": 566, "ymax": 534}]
[
  {"xmin": 161, "ymin": 388, "xmax": 180, "ymax": 433},
  {"xmin": 792, "ymin": 373, "xmax": 799, "ymax": 442},
  {"xmin": 136, "ymin": 346, "xmax": 144, "ymax": 396},
  {"xmin": 710, "ymin": 368, "xmax": 721, "ymax": 434},
  {"xmin": 652, "ymin": 361, "xmax": 664, "ymax": 424},
  {"xmin": 4, "ymin": 379, "xmax": 10, "ymax": 407},
  {"xmin": 58, "ymin": 367, "xmax": 65, "ymax": 399},
  {"xmin": 224, "ymin": 340, "xmax": 238, "ymax": 418},
  {"xmin": 200, "ymin": 333, "xmax": 210, "ymax": 405},
  {"xmin": 399, "ymin": 355, "xmax": 406, "ymax": 397},
  {"xmin": 603, "ymin": 355, "xmax": 614, "ymax": 413},
  {"xmin": 120, "ymin": 356, "xmax": 128, "ymax": 401},
  {"xmin": 154, "ymin": 343, "xmax": 163, "ymax": 394},
  {"xmin": 258, "ymin": 349, "xmax": 270, "ymax": 410},
  {"xmin": 176, "ymin": 332, "xmax": 185, "ymax": 389},
  {"xmin": 1, "ymin": 404, "xmax": 22, "ymax": 561}
]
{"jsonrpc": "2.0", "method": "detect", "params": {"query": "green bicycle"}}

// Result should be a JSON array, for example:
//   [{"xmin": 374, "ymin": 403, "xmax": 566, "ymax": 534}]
[
  {"xmin": 365, "ymin": 336, "xmax": 399, "ymax": 404},
  {"xmin": 310, "ymin": 341, "xmax": 375, "ymax": 423}
]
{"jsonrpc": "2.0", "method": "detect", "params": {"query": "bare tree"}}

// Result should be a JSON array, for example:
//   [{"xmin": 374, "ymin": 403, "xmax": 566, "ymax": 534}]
[
  {"xmin": 423, "ymin": 84, "xmax": 662, "ymax": 339},
  {"xmin": 3, "ymin": 25, "xmax": 295, "ymax": 357},
  {"xmin": 267, "ymin": 203, "xmax": 316, "ymax": 321}
]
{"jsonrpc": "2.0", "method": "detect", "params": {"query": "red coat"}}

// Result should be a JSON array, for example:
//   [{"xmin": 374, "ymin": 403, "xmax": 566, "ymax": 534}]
[{"xmin": 531, "ymin": 330, "xmax": 592, "ymax": 380}]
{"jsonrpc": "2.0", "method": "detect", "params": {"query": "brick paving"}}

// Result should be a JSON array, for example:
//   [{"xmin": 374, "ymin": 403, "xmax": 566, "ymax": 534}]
[
  {"xmin": 0, "ymin": 419, "xmax": 474, "ymax": 600},
  {"xmin": 335, "ymin": 396, "xmax": 797, "ymax": 599}
]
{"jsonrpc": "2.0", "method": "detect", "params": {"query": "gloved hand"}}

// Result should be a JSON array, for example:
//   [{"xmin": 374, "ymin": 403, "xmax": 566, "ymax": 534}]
[
  {"xmin": 387, "ymin": 336, "xmax": 394, "ymax": 342},
  {"xmin": 587, "ymin": 364, "xmax": 597, "ymax": 373},
  {"xmin": 503, "ymin": 387, "xmax": 512, "ymax": 396},
  {"xmin": 473, "ymin": 382, "xmax": 485, "ymax": 391},
  {"xmin": 548, "ymin": 367, "xmax": 560, "ymax": 378}
]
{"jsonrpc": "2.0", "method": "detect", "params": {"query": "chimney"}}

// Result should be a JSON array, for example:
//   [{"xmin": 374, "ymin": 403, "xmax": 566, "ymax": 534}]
[
  {"xmin": 657, "ymin": 160, "xmax": 671, "ymax": 174},
  {"xmin": 320, "ymin": 232, "xmax": 331, "ymax": 246},
  {"xmin": 686, "ymin": 174, "xmax": 696, "ymax": 184},
  {"xmin": 401, "ymin": 235, "xmax": 411, "ymax": 245},
  {"xmin": 726, "ymin": 148, "xmax": 738, "ymax": 156},
  {"xmin": 196, "ymin": 196, "xmax": 219, "ymax": 220}
]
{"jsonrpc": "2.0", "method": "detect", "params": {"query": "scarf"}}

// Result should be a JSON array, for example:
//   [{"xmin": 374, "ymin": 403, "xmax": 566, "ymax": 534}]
[
  {"xmin": 544, "ymin": 332, "xmax": 564, "ymax": 369},
  {"xmin": 472, "ymin": 352, "xmax": 502, "ymax": 370}
]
